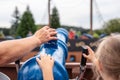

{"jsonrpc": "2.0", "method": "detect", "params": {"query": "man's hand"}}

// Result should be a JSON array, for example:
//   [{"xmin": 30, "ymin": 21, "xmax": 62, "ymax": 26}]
[{"xmin": 33, "ymin": 26, "xmax": 57, "ymax": 45}]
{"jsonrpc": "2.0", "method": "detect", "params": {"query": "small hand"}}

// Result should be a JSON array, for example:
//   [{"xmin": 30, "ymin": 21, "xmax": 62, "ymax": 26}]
[
  {"xmin": 36, "ymin": 54, "xmax": 54, "ymax": 71},
  {"xmin": 83, "ymin": 46, "xmax": 97, "ymax": 63}
]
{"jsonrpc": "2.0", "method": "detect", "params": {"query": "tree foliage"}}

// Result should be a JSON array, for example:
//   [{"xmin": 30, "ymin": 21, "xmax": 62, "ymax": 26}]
[
  {"xmin": 0, "ymin": 28, "xmax": 10, "ymax": 36},
  {"xmin": 50, "ymin": 7, "xmax": 61, "ymax": 29},
  {"xmin": 10, "ymin": 6, "xmax": 20, "ymax": 36},
  {"xmin": 16, "ymin": 6, "xmax": 36, "ymax": 38},
  {"xmin": 103, "ymin": 18, "xmax": 120, "ymax": 34}
]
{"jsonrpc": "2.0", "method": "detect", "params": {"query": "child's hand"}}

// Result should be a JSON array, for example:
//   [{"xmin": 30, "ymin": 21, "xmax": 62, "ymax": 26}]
[
  {"xmin": 83, "ymin": 46, "xmax": 97, "ymax": 63},
  {"xmin": 36, "ymin": 54, "xmax": 54, "ymax": 71}
]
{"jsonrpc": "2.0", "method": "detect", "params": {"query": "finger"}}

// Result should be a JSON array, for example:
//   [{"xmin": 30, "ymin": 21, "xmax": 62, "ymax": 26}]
[
  {"xmin": 50, "ymin": 57, "xmax": 52, "ymax": 60},
  {"xmin": 50, "ymin": 32, "xmax": 57, "ymax": 36},
  {"xmin": 43, "ymin": 53, "xmax": 47, "ymax": 56},
  {"xmin": 40, "ymin": 54, "xmax": 46, "ymax": 59},
  {"xmin": 40, "ymin": 54, "xmax": 44, "ymax": 57},
  {"xmin": 39, "ymin": 57, "xmax": 41, "ymax": 60},
  {"xmin": 43, "ymin": 54, "xmax": 47, "ymax": 59},
  {"xmin": 44, "ymin": 26, "xmax": 50, "ymax": 29},
  {"xmin": 49, "ymin": 37, "xmax": 58, "ymax": 41},
  {"xmin": 83, "ymin": 54, "xmax": 89, "ymax": 59},
  {"xmin": 49, "ymin": 56, "xmax": 54, "ymax": 64},
  {"xmin": 36, "ymin": 58, "xmax": 41, "ymax": 65},
  {"xmin": 51, "ymin": 57, "xmax": 54, "ymax": 61},
  {"xmin": 36, "ymin": 57, "xmax": 40, "ymax": 62},
  {"xmin": 47, "ymin": 54, "xmax": 53, "ymax": 60},
  {"xmin": 40, "ymin": 53, "xmax": 47, "ymax": 56},
  {"xmin": 87, "ymin": 46, "xmax": 94, "ymax": 54},
  {"xmin": 48, "ymin": 28, "xmax": 56, "ymax": 32},
  {"xmin": 47, "ymin": 54, "xmax": 51, "ymax": 57}
]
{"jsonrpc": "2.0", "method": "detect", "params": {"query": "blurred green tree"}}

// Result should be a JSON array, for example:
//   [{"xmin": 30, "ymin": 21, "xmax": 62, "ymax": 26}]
[
  {"xmin": 103, "ymin": 18, "xmax": 120, "ymax": 34},
  {"xmin": 93, "ymin": 32, "xmax": 99, "ymax": 38},
  {"xmin": 16, "ymin": 6, "xmax": 37, "ymax": 38},
  {"xmin": 50, "ymin": 7, "xmax": 61, "ymax": 29},
  {"xmin": 10, "ymin": 6, "xmax": 20, "ymax": 37},
  {"xmin": 94, "ymin": 29, "xmax": 105, "ymax": 35},
  {"xmin": 0, "ymin": 28, "xmax": 10, "ymax": 36}
]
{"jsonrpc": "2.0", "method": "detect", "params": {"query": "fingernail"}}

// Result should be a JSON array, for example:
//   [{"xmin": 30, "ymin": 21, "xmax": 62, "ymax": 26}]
[{"xmin": 36, "ymin": 58, "xmax": 39, "ymax": 61}]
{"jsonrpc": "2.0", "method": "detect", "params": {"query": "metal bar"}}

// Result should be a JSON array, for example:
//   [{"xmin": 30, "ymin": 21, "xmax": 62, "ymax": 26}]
[
  {"xmin": 48, "ymin": 0, "xmax": 51, "ymax": 27},
  {"xmin": 90, "ymin": 0, "xmax": 93, "ymax": 35}
]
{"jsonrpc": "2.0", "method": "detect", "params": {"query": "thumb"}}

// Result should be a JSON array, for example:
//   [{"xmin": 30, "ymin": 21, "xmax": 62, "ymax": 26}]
[
  {"xmin": 83, "ymin": 54, "xmax": 88, "ymax": 59},
  {"xmin": 36, "ymin": 58, "xmax": 41, "ymax": 65}
]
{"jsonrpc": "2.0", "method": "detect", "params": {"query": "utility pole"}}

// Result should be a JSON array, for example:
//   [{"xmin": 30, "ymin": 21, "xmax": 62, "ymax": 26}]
[
  {"xmin": 48, "ymin": 0, "xmax": 51, "ymax": 27},
  {"xmin": 90, "ymin": 0, "xmax": 93, "ymax": 35}
]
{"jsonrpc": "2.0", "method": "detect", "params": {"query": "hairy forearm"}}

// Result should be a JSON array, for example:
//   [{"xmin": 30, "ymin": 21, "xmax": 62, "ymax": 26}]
[{"xmin": 0, "ymin": 36, "xmax": 40, "ymax": 65}]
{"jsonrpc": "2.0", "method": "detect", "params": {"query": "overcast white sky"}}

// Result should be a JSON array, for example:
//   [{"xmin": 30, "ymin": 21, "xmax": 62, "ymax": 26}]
[{"xmin": 0, "ymin": 0, "xmax": 120, "ymax": 30}]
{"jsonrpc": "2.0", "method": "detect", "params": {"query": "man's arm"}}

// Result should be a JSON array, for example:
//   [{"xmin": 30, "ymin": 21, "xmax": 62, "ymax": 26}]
[
  {"xmin": 0, "ymin": 36, "xmax": 39, "ymax": 65},
  {"xmin": 0, "ymin": 26, "xmax": 57, "ymax": 65}
]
